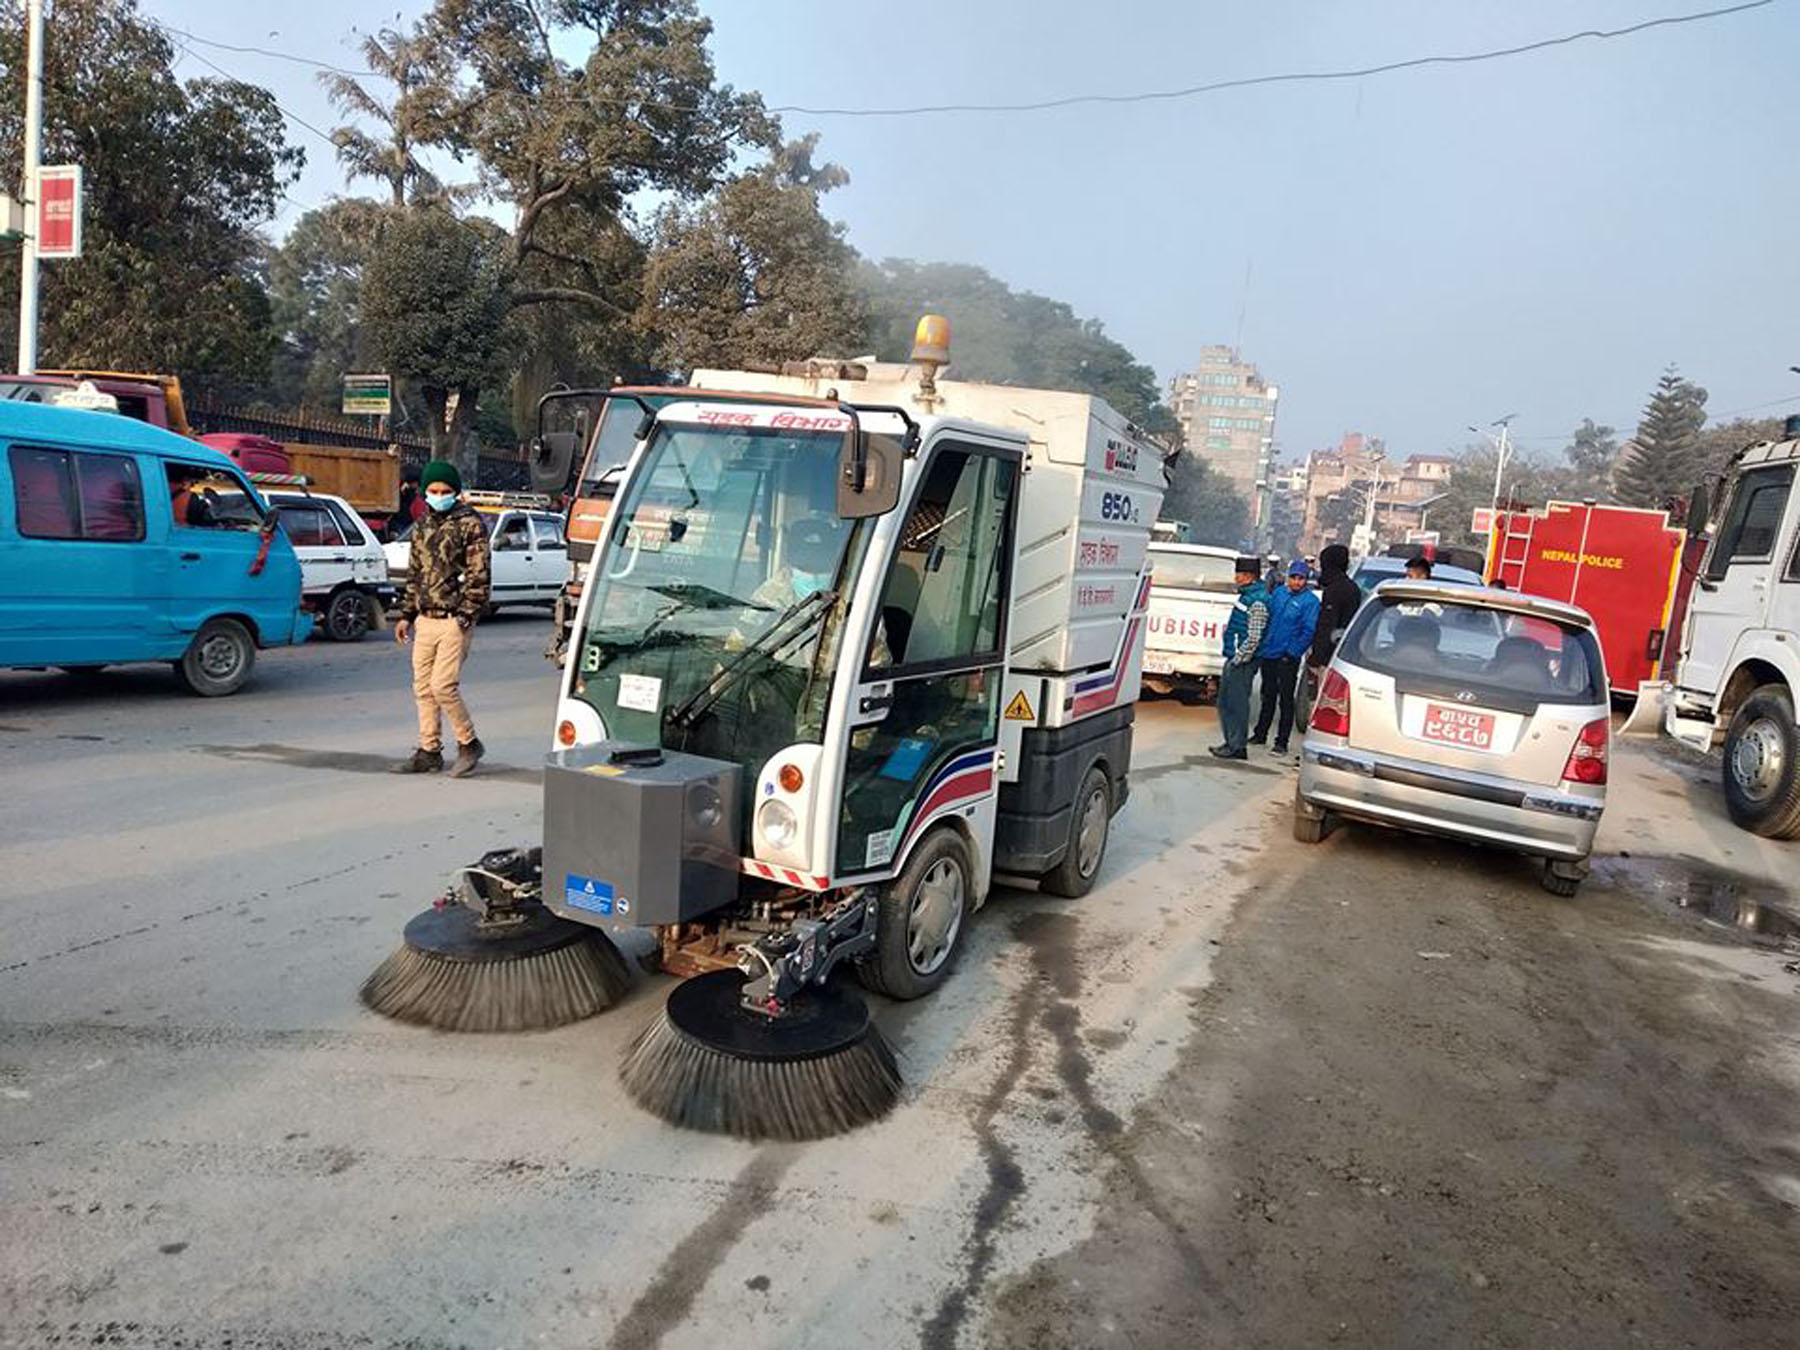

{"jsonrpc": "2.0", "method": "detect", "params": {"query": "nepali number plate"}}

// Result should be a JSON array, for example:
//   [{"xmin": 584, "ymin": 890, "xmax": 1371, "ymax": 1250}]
[
  {"xmin": 1142, "ymin": 652, "xmax": 1175, "ymax": 675},
  {"xmin": 1421, "ymin": 704, "xmax": 1495, "ymax": 750}
]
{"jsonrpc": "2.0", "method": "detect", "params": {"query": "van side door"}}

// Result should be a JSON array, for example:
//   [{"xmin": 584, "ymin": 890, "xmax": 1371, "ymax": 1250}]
[
  {"xmin": 162, "ymin": 459, "xmax": 297, "ymax": 641},
  {"xmin": 0, "ymin": 441, "xmax": 154, "ymax": 664}
]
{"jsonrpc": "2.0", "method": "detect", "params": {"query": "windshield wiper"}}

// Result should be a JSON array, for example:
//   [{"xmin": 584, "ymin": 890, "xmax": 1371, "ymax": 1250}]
[
  {"xmin": 649, "ymin": 582, "xmax": 766, "ymax": 611},
  {"xmin": 665, "ymin": 589, "xmax": 835, "ymax": 730}
]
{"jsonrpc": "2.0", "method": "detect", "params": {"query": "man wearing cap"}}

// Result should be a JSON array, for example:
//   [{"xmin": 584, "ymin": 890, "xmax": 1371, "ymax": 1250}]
[
  {"xmin": 1212, "ymin": 557, "xmax": 1271, "ymax": 761},
  {"xmin": 1250, "ymin": 561, "xmax": 1321, "ymax": 754},
  {"xmin": 391, "ymin": 461, "xmax": 491, "ymax": 777}
]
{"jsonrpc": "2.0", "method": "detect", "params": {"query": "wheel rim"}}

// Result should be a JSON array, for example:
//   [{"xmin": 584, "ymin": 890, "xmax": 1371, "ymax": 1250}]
[
  {"xmin": 907, "ymin": 857, "xmax": 965, "ymax": 975},
  {"xmin": 1731, "ymin": 716, "xmax": 1786, "ymax": 802},
  {"xmin": 1075, "ymin": 784, "xmax": 1108, "ymax": 878},
  {"xmin": 198, "ymin": 634, "xmax": 244, "ymax": 681},
  {"xmin": 330, "ymin": 595, "xmax": 370, "ymax": 640}
]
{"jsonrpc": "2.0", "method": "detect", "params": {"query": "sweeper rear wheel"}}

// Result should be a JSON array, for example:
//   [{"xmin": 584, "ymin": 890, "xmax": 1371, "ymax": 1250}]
[
  {"xmin": 360, "ymin": 902, "xmax": 632, "ymax": 1033},
  {"xmin": 619, "ymin": 969, "xmax": 901, "ymax": 1141}
]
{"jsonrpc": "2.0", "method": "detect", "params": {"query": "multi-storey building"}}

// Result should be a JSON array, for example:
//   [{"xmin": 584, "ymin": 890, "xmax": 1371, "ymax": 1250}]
[{"xmin": 1168, "ymin": 346, "xmax": 1279, "ymax": 539}]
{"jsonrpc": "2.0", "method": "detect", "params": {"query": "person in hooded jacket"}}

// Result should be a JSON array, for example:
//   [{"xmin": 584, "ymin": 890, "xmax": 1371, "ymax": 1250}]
[{"xmin": 1299, "ymin": 543, "xmax": 1363, "ymax": 730}]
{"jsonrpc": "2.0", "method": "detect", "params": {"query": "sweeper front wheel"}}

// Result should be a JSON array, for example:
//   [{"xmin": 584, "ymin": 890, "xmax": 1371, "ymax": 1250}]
[
  {"xmin": 619, "ymin": 969, "xmax": 901, "ymax": 1141},
  {"xmin": 857, "ymin": 828, "xmax": 973, "ymax": 1001},
  {"xmin": 360, "ymin": 902, "xmax": 632, "ymax": 1033}
]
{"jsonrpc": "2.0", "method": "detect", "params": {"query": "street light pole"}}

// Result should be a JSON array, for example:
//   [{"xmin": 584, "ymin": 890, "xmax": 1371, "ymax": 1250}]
[
  {"xmin": 15, "ymin": 0, "xmax": 44, "ymax": 375},
  {"xmin": 1486, "ymin": 414, "xmax": 1516, "ymax": 517}
]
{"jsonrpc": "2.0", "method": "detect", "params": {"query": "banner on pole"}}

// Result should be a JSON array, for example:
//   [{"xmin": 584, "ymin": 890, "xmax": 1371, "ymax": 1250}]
[
  {"xmin": 1470, "ymin": 507, "xmax": 1495, "ymax": 536},
  {"xmin": 37, "ymin": 165, "xmax": 81, "ymax": 259}
]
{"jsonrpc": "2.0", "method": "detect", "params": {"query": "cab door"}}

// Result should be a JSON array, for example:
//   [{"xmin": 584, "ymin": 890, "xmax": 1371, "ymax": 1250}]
[
  {"xmin": 1683, "ymin": 463, "xmax": 1797, "ymax": 697},
  {"xmin": 530, "ymin": 513, "xmax": 571, "ymax": 600},
  {"xmin": 490, "ymin": 511, "xmax": 536, "ymax": 604},
  {"xmin": 834, "ymin": 441, "xmax": 1020, "ymax": 881}
]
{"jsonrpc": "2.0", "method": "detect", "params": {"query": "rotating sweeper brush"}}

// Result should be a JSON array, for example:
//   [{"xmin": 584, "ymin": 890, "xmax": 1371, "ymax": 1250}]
[{"xmin": 360, "ymin": 847, "xmax": 632, "ymax": 1033}]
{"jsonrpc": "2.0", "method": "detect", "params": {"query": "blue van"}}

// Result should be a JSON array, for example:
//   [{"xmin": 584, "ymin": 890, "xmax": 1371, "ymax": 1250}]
[{"xmin": 0, "ymin": 401, "xmax": 310, "ymax": 695}]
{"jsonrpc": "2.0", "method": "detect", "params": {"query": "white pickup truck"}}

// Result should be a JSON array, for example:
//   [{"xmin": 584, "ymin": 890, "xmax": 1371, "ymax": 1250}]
[{"xmin": 1139, "ymin": 542, "xmax": 1240, "ymax": 702}]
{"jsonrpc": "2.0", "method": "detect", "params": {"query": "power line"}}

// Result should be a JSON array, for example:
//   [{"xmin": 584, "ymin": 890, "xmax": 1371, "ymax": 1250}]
[
  {"xmin": 143, "ymin": 1, "xmax": 1780, "ymax": 119},
  {"xmin": 168, "ymin": 34, "xmax": 340, "ymax": 147}
]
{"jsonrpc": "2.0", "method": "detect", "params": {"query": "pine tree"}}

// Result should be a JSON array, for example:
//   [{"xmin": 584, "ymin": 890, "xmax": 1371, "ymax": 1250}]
[{"xmin": 1616, "ymin": 368, "xmax": 1708, "ymax": 508}]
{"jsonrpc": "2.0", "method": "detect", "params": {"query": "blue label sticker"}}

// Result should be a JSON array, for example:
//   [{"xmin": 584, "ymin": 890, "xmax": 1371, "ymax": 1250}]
[{"xmin": 565, "ymin": 874, "xmax": 614, "ymax": 917}]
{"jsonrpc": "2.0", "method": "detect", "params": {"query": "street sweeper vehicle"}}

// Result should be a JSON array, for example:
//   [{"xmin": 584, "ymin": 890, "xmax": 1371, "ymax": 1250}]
[{"xmin": 361, "ymin": 319, "xmax": 1166, "ymax": 1140}]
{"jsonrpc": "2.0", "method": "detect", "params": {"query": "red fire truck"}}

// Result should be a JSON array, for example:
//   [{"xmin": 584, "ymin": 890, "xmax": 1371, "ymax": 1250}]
[{"xmin": 1486, "ymin": 501, "xmax": 1691, "ymax": 693}]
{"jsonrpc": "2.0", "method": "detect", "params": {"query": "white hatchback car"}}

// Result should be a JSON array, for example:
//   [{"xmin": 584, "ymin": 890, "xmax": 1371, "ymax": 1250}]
[
  {"xmin": 384, "ymin": 498, "xmax": 571, "ymax": 612},
  {"xmin": 1295, "ymin": 582, "xmax": 1611, "ymax": 895},
  {"xmin": 267, "ymin": 490, "xmax": 396, "ymax": 642}
]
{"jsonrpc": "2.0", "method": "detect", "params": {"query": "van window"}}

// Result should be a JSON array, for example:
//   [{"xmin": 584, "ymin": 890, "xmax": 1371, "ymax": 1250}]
[
  {"xmin": 166, "ymin": 462, "xmax": 263, "ymax": 531},
  {"xmin": 280, "ymin": 502, "xmax": 345, "ymax": 548},
  {"xmin": 8, "ymin": 444, "xmax": 145, "ymax": 542}
]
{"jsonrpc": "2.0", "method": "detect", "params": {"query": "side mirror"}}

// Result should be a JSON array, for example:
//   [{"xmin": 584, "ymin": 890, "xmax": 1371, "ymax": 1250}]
[
  {"xmin": 1685, "ymin": 484, "xmax": 1709, "ymax": 540},
  {"xmin": 531, "ymin": 430, "xmax": 580, "ymax": 495},
  {"xmin": 837, "ymin": 430, "xmax": 903, "ymax": 520}
]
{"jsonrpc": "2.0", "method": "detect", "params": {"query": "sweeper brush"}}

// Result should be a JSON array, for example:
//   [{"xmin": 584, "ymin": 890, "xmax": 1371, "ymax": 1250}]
[
  {"xmin": 360, "ymin": 847, "xmax": 632, "ymax": 1033},
  {"xmin": 619, "ymin": 968, "xmax": 901, "ymax": 1141}
]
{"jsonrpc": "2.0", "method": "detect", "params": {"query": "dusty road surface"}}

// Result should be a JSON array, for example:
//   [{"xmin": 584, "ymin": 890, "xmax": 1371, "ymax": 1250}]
[{"xmin": 2, "ymin": 620, "xmax": 1797, "ymax": 1350}]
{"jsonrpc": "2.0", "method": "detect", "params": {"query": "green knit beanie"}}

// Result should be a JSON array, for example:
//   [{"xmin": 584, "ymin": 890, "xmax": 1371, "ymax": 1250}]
[{"xmin": 421, "ymin": 460, "xmax": 462, "ymax": 492}]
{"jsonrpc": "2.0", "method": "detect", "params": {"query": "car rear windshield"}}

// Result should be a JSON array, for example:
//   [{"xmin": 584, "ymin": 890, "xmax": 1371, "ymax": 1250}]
[
  {"xmin": 1150, "ymin": 550, "xmax": 1238, "ymax": 593},
  {"xmin": 1341, "ymin": 595, "xmax": 1606, "ymax": 705}
]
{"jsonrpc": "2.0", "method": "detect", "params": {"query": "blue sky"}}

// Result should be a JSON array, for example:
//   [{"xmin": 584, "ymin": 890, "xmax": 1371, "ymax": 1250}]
[{"xmin": 151, "ymin": 0, "xmax": 1800, "ymax": 461}]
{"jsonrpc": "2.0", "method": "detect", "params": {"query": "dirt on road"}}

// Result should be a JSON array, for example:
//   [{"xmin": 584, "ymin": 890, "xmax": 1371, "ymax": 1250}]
[{"xmin": 989, "ymin": 811, "xmax": 1800, "ymax": 1349}]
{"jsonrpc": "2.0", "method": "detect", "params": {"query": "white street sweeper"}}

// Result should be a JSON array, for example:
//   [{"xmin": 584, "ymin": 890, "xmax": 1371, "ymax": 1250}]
[{"xmin": 361, "ymin": 318, "xmax": 1167, "ymax": 1139}]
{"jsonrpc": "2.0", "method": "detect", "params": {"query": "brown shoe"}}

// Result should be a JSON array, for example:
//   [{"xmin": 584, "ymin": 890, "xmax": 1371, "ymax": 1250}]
[
  {"xmin": 447, "ymin": 737, "xmax": 485, "ymax": 778},
  {"xmin": 390, "ymin": 747, "xmax": 444, "ymax": 774}
]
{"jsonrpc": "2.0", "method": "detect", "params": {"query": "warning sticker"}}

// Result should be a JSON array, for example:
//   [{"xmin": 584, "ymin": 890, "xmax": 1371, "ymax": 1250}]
[
  {"xmin": 865, "ymin": 829, "xmax": 894, "ymax": 869},
  {"xmin": 1003, "ymin": 690, "xmax": 1036, "ymax": 722}
]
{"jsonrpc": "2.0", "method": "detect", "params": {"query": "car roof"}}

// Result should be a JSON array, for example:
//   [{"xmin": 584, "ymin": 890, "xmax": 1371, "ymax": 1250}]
[
  {"xmin": 1369, "ymin": 579, "xmax": 1597, "ymax": 628},
  {"xmin": 0, "ymin": 401, "xmax": 231, "ymax": 465},
  {"xmin": 1148, "ymin": 542, "xmax": 1238, "ymax": 558},
  {"xmin": 1357, "ymin": 556, "xmax": 1485, "ymax": 585},
  {"xmin": 269, "ymin": 489, "xmax": 356, "ymax": 510}
]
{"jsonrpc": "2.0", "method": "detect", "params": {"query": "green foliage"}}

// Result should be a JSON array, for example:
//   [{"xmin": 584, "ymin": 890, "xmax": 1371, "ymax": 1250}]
[
  {"xmin": 267, "ymin": 201, "xmax": 385, "ymax": 411},
  {"xmin": 360, "ymin": 208, "xmax": 518, "ymax": 471},
  {"xmin": 641, "ymin": 136, "xmax": 867, "ymax": 372},
  {"xmin": 857, "ymin": 259, "xmax": 1176, "ymax": 435},
  {"xmin": 1160, "ymin": 452, "xmax": 1250, "ymax": 548},
  {"xmin": 0, "ymin": 0, "xmax": 302, "ymax": 392},
  {"xmin": 1563, "ymin": 418, "xmax": 1619, "ymax": 497},
  {"xmin": 1616, "ymin": 367, "xmax": 1709, "ymax": 509},
  {"xmin": 321, "ymin": 27, "xmax": 444, "ymax": 208}
]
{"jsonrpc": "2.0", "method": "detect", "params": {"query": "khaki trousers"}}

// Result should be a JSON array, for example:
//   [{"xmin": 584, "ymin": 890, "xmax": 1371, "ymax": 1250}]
[{"xmin": 412, "ymin": 616, "xmax": 476, "ymax": 752}]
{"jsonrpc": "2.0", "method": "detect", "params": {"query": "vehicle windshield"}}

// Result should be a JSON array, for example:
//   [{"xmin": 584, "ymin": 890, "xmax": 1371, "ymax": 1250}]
[
  {"xmin": 571, "ymin": 418, "xmax": 865, "ymax": 791},
  {"xmin": 1150, "ymin": 549, "xmax": 1239, "ymax": 593},
  {"xmin": 1354, "ymin": 559, "xmax": 1483, "ymax": 589},
  {"xmin": 1341, "ymin": 595, "xmax": 1605, "ymax": 705}
]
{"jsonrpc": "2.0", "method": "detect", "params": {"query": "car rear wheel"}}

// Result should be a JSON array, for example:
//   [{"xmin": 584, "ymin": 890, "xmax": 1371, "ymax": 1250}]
[
  {"xmin": 324, "ymin": 588, "xmax": 374, "ymax": 642},
  {"xmin": 1541, "ymin": 860, "xmax": 1585, "ymax": 897},
  {"xmin": 1292, "ymin": 787, "xmax": 1334, "ymax": 843},
  {"xmin": 1722, "ymin": 686, "xmax": 1800, "ymax": 839},
  {"xmin": 175, "ymin": 618, "xmax": 255, "ymax": 697}
]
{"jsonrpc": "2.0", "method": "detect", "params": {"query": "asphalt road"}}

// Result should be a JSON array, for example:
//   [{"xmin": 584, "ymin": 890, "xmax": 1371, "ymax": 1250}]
[{"xmin": 2, "ymin": 618, "xmax": 1797, "ymax": 1349}]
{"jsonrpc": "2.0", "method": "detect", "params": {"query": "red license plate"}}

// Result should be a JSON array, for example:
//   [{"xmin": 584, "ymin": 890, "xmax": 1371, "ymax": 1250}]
[{"xmin": 1422, "ymin": 704, "xmax": 1496, "ymax": 750}]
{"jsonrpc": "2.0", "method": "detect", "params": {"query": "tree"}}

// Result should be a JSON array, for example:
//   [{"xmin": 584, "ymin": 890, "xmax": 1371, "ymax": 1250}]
[
  {"xmin": 1562, "ymin": 418, "xmax": 1619, "ymax": 499},
  {"xmin": 857, "ymin": 259, "xmax": 1176, "ymax": 436},
  {"xmin": 1694, "ymin": 416, "xmax": 1788, "ymax": 482},
  {"xmin": 0, "ymin": 0, "xmax": 302, "ymax": 392},
  {"xmin": 360, "ymin": 208, "xmax": 517, "ymax": 476},
  {"xmin": 640, "ymin": 136, "xmax": 867, "ymax": 372},
  {"xmin": 321, "ymin": 27, "xmax": 445, "ymax": 208},
  {"xmin": 1161, "ymin": 452, "xmax": 1250, "ymax": 548},
  {"xmin": 1616, "ymin": 368, "xmax": 1708, "ymax": 509},
  {"xmin": 267, "ymin": 200, "xmax": 385, "ymax": 411}
]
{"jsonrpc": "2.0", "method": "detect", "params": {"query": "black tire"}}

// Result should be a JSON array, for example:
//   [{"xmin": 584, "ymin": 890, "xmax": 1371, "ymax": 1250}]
[
  {"xmin": 1040, "ymin": 764, "xmax": 1112, "ymax": 898},
  {"xmin": 858, "ymin": 829, "xmax": 973, "ymax": 1001},
  {"xmin": 1721, "ymin": 686, "xmax": 1800, "ymax": 839},
  {"xmin": 1541, "ymin": 863, "xmax": 1583, "ymax": 898},
  {"xmin": 323, "ymin": 588, "xmax": 374, "ymax": 643},
  {"xmin": 174, "ymin": 618, "xmax": 255, "ymax": 697},
  {"xmin": 1293, "ymin": 810, "xmax": 1327, "ymax": 844}
]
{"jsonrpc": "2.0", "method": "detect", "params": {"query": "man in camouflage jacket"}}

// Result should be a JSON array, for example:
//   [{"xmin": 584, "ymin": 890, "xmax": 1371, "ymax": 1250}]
[{"xmin": 392, "ymin": 460, "xmax": 492, "ymax": 777}]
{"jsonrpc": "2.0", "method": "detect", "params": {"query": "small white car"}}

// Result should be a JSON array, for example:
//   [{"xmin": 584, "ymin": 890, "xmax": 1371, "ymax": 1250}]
[
  {"xmin": 267, "ymin": 490, "xmax": 396, "ymax": 642},
  {"xmin": 1140, "ymin": 542, "xmax": 1241, "ymax": 702},
  {"xmin": 385, "ymin": 498, "xmax": 571, "ymax": 612}
]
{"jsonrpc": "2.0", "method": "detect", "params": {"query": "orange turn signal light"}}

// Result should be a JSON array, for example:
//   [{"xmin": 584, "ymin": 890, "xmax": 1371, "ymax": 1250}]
[
  {"xmin": 777, "ymin": 763, "xmax": 805, "ymax": 793},
  {"xmin": 557, "ymin": 720, "xmax": 577, "ymax": 747}
]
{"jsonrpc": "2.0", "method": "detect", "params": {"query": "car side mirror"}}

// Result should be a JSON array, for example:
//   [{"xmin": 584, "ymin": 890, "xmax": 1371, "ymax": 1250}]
[
  {"xmin": 838, "ymin": 429, "xmax": 903, "ymax": 519},
  {"xmin": 1685, "ymin": 484, "xmax": 1709, "ymax": 540}
]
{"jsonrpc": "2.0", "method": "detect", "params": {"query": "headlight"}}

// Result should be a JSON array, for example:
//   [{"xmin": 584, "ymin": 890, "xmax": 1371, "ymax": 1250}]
[{"xmin": 757, "ymin": 799, "xmax": 798, "ymax": 849}]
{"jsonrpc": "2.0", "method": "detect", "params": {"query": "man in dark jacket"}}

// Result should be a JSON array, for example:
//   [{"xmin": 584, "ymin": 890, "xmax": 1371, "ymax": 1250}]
[
  {"xmin": 1300, "ymin": 544, "xmax": 1362, "ymax": 729},
  {"xmin": 392, "ymin": 461, "xmax": 492, "ymax": 777},
  {"xmin": 1212, "ymin": 557, "xmax": 1271, "ymax": 761}
]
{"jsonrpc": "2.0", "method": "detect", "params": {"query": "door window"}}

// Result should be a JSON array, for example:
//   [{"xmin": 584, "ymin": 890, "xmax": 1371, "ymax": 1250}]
[
  {"xmin": 531, "ymin": 515, "xmax": 566, "ymax": 550},
  {"xmin": 868, "ymin": 447, "xmax": 1016, "ymax": 671},
  {"xmin": 324, "ymin": 499, "xmax": 369, "ymax": 546},
  {"xmin": 8, "ymin": 445, "xmax": 145, "ymax": 542},
  {"xmin": 1705, "ymin": 466, "xmax": 1795, "ymax": 579},
  {"xmin": 494, "ymin": 514, "xmax": 532, "ymax": 552},
  {"xmin": 280, "ymin": 503, "xmax": 345, "ymax": 549},
  {"xmin": 166, "ymin": 462, "xmax": 263, "ymax": 531}
]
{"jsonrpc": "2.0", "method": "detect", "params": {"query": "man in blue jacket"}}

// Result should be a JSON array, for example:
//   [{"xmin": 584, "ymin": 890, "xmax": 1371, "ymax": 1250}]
[
  {"xmin": 1249, "ymin": 560, "xmax": 1321, "ymax": 754},
  {"xmin": 1212, "ymin": 557, "xmax": 1272, "ymax": 761}
]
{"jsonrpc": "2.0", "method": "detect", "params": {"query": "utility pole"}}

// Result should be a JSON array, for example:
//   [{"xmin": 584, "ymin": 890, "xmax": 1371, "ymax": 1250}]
[{"xmin": 15, "ymin": 0, "xmax": 44, "ymax": 375}]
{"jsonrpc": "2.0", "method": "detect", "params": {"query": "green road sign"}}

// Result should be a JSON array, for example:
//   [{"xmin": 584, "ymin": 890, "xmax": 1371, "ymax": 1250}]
[{"xmin": 342, "ymin": 374, "xmax": 392, "ymax": 416}]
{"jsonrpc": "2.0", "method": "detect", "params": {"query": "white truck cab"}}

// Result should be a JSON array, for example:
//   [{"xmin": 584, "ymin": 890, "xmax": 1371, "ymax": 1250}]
[{"xmin": 1660, "ymin": 421, "xmax": 1800, "ymax": 837}]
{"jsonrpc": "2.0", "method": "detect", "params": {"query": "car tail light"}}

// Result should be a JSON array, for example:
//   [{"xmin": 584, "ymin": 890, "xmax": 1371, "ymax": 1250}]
[
  {"xmin": 1562, "ymin": 716, "xmax": 1610, "ymax": 784},
  {"xmin": 1311, "ymin": 669, "xmax": 1352, "ymax": 737}
]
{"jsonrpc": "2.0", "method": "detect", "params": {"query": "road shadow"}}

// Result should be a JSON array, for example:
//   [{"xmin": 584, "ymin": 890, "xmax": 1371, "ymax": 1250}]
[{"xmin": 193, "ymin": 742, "xmax": 541, "ymax": 785}]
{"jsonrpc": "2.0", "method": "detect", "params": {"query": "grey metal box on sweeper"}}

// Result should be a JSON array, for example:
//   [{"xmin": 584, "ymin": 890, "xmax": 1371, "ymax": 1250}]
[{"xmin": 541, "ymin": 742, "xmax": 742, "ymax": 927}]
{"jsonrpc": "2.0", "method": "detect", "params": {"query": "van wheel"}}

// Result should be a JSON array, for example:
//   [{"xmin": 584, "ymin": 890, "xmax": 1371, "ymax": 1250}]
[
  {"xmin": 858, "ymin": 829, "xmax": 973, "ymax": 1001},
  {"xmin": 175, "ymin": 619, "xmax": 255, "ymax": 697},
  {"xmin": 1041, "ymin": 765, "xmax": 1112, "ymax": 898},
  {"xmin": 1722, "ymin": 686, "xmax": 1800, "ymax": 839},
  {"xmin": 324, "ymin": 589, "xmax": 374, "ymax": 642}
]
